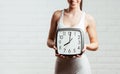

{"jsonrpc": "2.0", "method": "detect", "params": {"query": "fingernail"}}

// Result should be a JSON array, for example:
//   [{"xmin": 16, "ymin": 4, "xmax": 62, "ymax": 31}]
[{"xmin": 73, "ymin": 56, "xmax": 75, "ymax": 58}]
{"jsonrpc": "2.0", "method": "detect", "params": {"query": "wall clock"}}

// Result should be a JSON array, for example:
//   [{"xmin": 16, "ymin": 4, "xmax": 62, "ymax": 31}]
[{"xmin": 55, "ymin": 28, "xmax": 84, "ymax": 56}]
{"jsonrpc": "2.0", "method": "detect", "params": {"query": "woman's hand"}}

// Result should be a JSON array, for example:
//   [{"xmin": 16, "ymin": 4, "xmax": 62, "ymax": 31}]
[
  {"xmin": 72, "ymin": 44, "xmax": 87, "ymax": 58},
  {"xmin": 53, "ymin": 44, "xmax": 87, "ymax": 59},
  {"xmin": 52, "ymin": 45, "xmax": 66, "ymax": 59}
]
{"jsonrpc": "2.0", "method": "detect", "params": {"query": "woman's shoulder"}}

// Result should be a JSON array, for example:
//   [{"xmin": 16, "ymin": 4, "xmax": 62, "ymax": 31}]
[
  {"xmin": 84, "ymin": 12, "xmax": 95, "ymax": 21},
  {"xmin": 84, "ymin": 12, "xmax": 96, "ymax": 26},
  {"xmin": 52, "ymin": 10, "xmax": 63, "ymax": 20}
]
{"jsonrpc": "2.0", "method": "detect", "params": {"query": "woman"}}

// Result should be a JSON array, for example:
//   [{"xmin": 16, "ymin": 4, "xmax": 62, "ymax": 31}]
[{"xmin": 47, "ymin": 0, "xmax": 99, "ymax": 74}]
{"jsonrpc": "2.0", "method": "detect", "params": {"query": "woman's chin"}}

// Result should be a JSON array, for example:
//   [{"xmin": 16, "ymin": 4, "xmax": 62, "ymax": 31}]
[
  {"xmin": 70, "ymin": 4, "xmax": 78, "ymax": 8},
  {"xmin": 70, "ymin": 6, "xmax": 77, "ymax": 9}
]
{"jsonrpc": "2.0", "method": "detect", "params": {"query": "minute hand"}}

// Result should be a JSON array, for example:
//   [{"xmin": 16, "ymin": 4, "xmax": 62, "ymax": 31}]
[{"xmin": 69, "ymin": 32, "xmax": 71, "ymax": 41}]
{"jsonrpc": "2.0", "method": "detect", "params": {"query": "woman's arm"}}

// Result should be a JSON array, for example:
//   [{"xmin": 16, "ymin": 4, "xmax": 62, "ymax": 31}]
[
  {"xmin": 47, "ymin": 10, "xmax": 61, "ymax": 48},
  {"xmin": 86, "ymin": 14, "xmax": 99, "ymax": 51}
]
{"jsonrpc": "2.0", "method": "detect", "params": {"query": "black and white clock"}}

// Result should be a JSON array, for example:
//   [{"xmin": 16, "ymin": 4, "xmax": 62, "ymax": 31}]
[{"xmin": 55, "ymin": 28, "xmax": 84, "ymax": 56}]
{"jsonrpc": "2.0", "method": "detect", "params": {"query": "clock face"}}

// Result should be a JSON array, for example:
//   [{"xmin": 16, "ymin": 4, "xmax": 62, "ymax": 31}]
[{"xmin": 56, "ymin": 28, "xmax": 84, "ymax": 55}]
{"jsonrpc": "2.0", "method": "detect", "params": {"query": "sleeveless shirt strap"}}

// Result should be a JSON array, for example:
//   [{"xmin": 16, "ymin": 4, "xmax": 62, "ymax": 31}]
[
  {"xmin": 83, "ymin": 12, "xmax": 85, "ymax": 20},
  {"xmin": 59, "ymin": 10, "xmax": 64, "ymax": 22},
  {"xmin": 57, "ymin": 10, "xmax": 64, "ymax": 28},
  {"xmin": 83, "ymin": 11, "xmax": 86, "ymax": 33},
  {"xmin": 61, "ymin": 9, "xmax": 64, "ymax": 17}
]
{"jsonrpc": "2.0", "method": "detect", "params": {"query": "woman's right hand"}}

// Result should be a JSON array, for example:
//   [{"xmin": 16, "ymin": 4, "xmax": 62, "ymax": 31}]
[
  {"xmin": 52, "ymin": 45, "xmax": 66, "ymax": 59},
  {"xmin": 52, "ymin": 44, "xmax": 86, "ymax": 59}
]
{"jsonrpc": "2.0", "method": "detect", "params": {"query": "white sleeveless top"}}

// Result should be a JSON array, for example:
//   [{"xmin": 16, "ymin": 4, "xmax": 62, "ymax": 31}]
[{"xmin": 57, "ymin": 9, "xmax": 86, "ymax": 33}]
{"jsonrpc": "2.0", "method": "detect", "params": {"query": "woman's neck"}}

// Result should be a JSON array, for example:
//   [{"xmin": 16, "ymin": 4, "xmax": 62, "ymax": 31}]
[{"xmin": 67, "ymin": 6, "xmax": 82, "ymax": 15}]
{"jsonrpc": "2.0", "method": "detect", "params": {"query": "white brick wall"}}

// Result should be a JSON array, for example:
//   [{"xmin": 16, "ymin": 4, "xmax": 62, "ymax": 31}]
[
  {"xmin": 0, "ymin": 0, "xmax": 120, "ymax": 74},
  {"xmin": 84, "ymin": 0, "xmax": 120, "ymax": 74}
]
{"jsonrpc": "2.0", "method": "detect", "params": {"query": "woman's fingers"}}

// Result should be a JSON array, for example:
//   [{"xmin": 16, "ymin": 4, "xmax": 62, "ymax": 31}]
[
  {"xmin": 55, "ymin": 54, "xmax": 66, "ymax": 58},
  {"xmin": 82, "ymin": 44, "xmax": 86, "ymax": 53},
  {"xmin": 55, "ymin": 54, "xmax": 60, "ymax": 56},
  {"xmin": 76, "ymin": 55, "xmax": 81, "ymax": 58},
  {"xmin": 53, "ymin": 45, "xmax": 57, "ymax": 50},
  {"xmin": 72, "ymin": 55, "xmax": 81, "ymax": 58},
  {"xmin": 56, "ymin": 54, "xmax": 82, "ymax": 58},
  {"xmin": 54, "ymin": 44, "xmax": 87, "ymax": 58},
  {"xmin": 72, "ymin": 44, "xmax": 87, "ymax": 58},
  {"xmin": 82, "ymin": 49, "xmax": 86, "ymax": 53},
  {"xmin": 60, "ymin": 55, "xmax": 65, "ymax": 58},
  {"xmin": 53, "ymin": 45, "xmax": 65, "ymax": 58}
]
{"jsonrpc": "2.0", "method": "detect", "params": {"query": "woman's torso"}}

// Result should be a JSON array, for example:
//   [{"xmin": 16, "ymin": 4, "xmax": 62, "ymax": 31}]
[
  {"xmin": 54, "ymin": 9, "xmax": 91, "ymax": 74},
  {"xmin": 56, "ymin": 9, "xmax": 87, "ymax": 58},
  {"xmin": 57, "ymin": 9, "xmax": 86, "ymax": 33}
]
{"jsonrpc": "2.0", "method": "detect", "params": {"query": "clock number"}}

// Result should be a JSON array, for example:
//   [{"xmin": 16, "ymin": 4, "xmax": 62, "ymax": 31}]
[
  {"xmin": 59, "ymin": 46, "xmax": 61, "ymax": 50},
  {"xmin": 78, "ymin": 46, "xmax": 81, "ymax": 50},
  {"xmin": 74, "ymin": 32, "xmax": 76, "ymax": 36},
  {"xmin": 78, "ymin": 35, "xmax": 80, "ymax": 39},
  {"xmin": 64, "ymin": 48, "xmax": 66, "ymax": 52},
  {"xmin": 59, "ymin": 35, "xmax": 63, "ymax": 39},
  {"xmin": 68, "ymin": 49, "xmax": 71, "ymax": 53},
  {"xmin": 59, "ymin": 40, "xmax": 61, "ymax": 44},
  {"xmin": 63, "ymin": 31, "xmax": 66, "ymax": 35},
  {"xmin": 68, "ymin": 32, "xmax": 71, "ymax": 36},
  {"xmin": 78, "ymin": 40, "xmax": 81, "ymax": 44},
  {"xmin": 73, "ymin": 48, "xmax": 76, "ymax": 53}
]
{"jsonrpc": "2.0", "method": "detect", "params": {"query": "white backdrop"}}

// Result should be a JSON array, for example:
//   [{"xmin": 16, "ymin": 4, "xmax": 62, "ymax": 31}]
[{"xmin": 0, "ymin": 0, "xmax": 120, "ymax": 74}]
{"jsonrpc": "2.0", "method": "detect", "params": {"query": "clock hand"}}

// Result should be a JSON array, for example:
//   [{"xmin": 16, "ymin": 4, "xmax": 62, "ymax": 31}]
[
  {"xmin": 64, "ymin": 38, "xmax": 73, "ymax": 46},
  {"xmin": 69, "ymin": 38, "xmax": 73, "ymax": 42},
  {"xmin": 64, "ymin": 41, "xmax": 70, "ymax": 46},
  {"xmin": 64, "ymin": 33, "xmax": 71, "ymax": 46},
  {"xmin": 69, "ymin": 32, "xmax": 71, "ymax": 41}
]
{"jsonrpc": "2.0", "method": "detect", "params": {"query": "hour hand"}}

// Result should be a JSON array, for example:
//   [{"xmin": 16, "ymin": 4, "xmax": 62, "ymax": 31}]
[
  {"xmin": 64, "ymin": 41, "xmax": 70, "ymax": 46},
  {"xmin": 64, "ymin": 38, "xmax": 73, "ymax": 46}
]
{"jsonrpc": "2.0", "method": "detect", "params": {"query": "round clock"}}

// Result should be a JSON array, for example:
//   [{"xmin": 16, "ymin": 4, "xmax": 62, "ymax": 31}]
[{"xmin": 55, "ymin": 28, "xmax": 84, "ymax": 56}]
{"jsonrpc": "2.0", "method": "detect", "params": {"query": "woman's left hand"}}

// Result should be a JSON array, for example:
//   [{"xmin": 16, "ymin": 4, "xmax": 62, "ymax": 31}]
[{"xmin": 72, "ymin": 44, "xmax": 87, "ymax": 58}]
